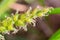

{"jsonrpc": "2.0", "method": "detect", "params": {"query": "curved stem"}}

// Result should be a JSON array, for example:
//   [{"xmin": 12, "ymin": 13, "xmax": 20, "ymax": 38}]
[{"xmin": 49, "ymin": 8, "xmax": 60, "ymax": 14}]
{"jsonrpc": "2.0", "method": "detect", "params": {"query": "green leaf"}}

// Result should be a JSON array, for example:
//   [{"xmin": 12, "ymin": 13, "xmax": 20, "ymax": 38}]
[{"xmin": 49, "ymin": 29, "xmax": 60, "ymax": 40}]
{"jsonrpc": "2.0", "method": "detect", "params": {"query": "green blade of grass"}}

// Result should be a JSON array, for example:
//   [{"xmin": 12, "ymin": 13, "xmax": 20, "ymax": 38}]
[{"xmin": 49, "ymin": 29, "xmax": 60, "ymax": 40}]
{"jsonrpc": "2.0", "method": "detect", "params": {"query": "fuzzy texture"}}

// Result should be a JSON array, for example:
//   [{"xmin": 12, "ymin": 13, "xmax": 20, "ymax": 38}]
[{"xmin": 0, "ymin": 7, "xmax": 52, "ymax": 33}]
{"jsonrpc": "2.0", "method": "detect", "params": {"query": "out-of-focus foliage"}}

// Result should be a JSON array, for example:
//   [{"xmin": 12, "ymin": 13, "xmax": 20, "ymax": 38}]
[
  {"xmin": 25, "ymin": 0, "xmax": 35, "ymax": 3},
  {"xmin": 0, "ymin": 10, "xmax": 12, "ymax": 20},
  {"xmin": 0, "ymin": 0, "xmax": 16, "ymax": 19},
  {"xmin": 38, "ymin": 0, "xmax": 45, "ymax": 6},
  {"xmin": 25, "ymin": 0, "xmax": 45, "ymax": 6},
  {"xmin": 49, "ymin": 29, "xmax": 60, "ymax": 40}
]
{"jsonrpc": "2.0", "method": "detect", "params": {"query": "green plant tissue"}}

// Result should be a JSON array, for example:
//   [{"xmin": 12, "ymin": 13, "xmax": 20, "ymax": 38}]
[{"xmin": 49, "ymin": 29, "xmax": 60, "ymax": 40}]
